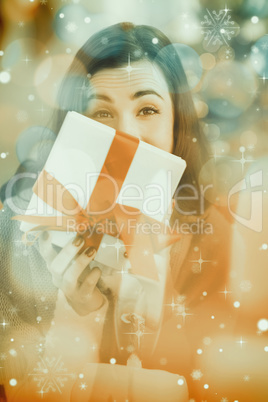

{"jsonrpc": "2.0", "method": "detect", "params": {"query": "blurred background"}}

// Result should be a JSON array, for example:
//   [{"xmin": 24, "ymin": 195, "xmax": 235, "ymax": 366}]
[
  {"xmin": 0, "ymin": 0, "xmax": 268, "ymax": 400},
  {"xmin": 0, "ymin": 0, "xmax": 267, "ymax": 192}
]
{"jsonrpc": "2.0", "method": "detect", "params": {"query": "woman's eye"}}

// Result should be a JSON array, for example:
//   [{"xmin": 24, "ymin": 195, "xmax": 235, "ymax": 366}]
[
  {"xmin": 93, "ymin": 110, "xmax": 112, "ymax": 118},
  {"xmin": 138, "ymin": 107, "xmax": 160, "ymax": 116}
]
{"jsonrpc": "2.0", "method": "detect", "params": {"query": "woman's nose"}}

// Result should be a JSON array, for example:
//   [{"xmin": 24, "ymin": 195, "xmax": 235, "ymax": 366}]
[{"xmin": 116, "ymin": 116, "xmax": 142, "ymax": 140}]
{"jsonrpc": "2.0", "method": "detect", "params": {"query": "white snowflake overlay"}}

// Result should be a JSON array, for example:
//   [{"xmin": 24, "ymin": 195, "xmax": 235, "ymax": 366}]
[
  {"xmin": 29, "ymin": 356, "xmax": 75, "ymax": 394},
  {"xmin": 201, "ymin": 7, "xmax": 239, "ymax": 47}
]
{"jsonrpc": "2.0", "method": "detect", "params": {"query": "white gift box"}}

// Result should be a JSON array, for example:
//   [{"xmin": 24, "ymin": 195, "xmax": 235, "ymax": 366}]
[{"xmin": 20, "ymin": 111, "xmax": 186, "ymax": 274}]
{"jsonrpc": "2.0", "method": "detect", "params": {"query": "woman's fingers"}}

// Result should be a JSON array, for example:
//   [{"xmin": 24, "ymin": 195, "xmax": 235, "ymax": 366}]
[
  {"xmin": 39, "ymin": 233, "xmax": 104, "ymax": 314},
  {"xmin": 38, "ymin": 231, "xmax": 58, "ymax": 266},
  {"xmin": 62, "ymin": 247, "xmax": 97, "ymax": 295},
  {"xmin": 79, "ymin": 267, "xmax": 104, "ymax": 311},
  {"xmin": 79, "ymin": 266, "xmax": 102, "ymax": 296},
  {"xmin": 50, "ymin": 236, "xmax": 85, "ymax": 279}
]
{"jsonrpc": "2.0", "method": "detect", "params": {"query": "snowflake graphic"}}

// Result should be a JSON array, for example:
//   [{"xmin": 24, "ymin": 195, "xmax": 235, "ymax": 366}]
[
  {"xmin": 261, "ymin": 41, "xmax": 268, "ymax": 51},
  {"xmin": 201, "ymin": 7, "xmax": 239, "ymax": 47},
  {"xmin": 203, "ymin": 337, "xmax": 212, "ymax": 346},
  {"xmin": 239, "ymin": 280, "xmax": 253, "ymax": 292},
  {"xmin": 65, "ymin": 22, "xmax": 78, "ymax": 33},
  {"xmin": 0, "ymin": 353, "xmax": 7, "ymax": 361},
  {"xmin": 190, "ymin": 369, "xmax": 203, "ymax": 380},
  {"xmin": 29, "ymin": 356, "xmax": 75, "ymax": 394},
  {"xmin": 16, "ymin": 110, "xmax": 28, "ymax": 122},
  {"xmin": 176, "ymin": 295, "xmax": 186, "ymax": 304}
]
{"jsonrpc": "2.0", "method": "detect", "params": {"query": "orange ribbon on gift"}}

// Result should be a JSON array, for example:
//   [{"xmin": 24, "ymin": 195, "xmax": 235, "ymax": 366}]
[{"xmin": 13, "ymin": 130, "xmax": 181, "ymax": 281}]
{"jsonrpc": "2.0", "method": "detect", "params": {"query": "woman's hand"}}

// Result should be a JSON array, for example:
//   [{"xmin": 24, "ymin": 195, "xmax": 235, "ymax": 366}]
[{"xmin": 39, "ymin": 232, "xmax": 104, "ymax": 316}]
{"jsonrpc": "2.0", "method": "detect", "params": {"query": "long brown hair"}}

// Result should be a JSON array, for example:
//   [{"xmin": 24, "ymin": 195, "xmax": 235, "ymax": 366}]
[
  {"xmin": 1, "ymin": 22, "xmax": 211, "ymax": 218},
  {"xmin": 48, "ymin": 22, "xmax": 212, "ymax": 364},
  {"xmin": 52, "ymin": 22, "xmax": 211, "ymax": 219}
]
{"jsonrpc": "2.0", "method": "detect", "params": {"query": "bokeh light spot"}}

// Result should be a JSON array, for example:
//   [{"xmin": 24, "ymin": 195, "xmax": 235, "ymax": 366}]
[
  {"xmin": 0, "ymin": 71, "xmax": 11, "ymax": 84},
  {"xmin": 250, "ymin": 35, "xmax": 268, "ymax": 77},
  {"xmin": 251, "ymin": 16, "xmax": 259, "ymax": 23},
  {"xmin": 257, "ymin": 319, "xmax": 268, "ymax": 332}
]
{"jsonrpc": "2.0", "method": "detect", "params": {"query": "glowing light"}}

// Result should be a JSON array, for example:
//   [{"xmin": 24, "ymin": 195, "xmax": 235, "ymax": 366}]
[
  {"xmin": 0, "ymin": 51, "xmax": 4, "ymax": 56},
  {"xmin": 9, "ymin": 349, "xmax": 17, "ymax": 357},
  {"xmin": 0, "ymin": 71, "xmax": 11, "ymax": 84},
  {"xmin": 219, "ymin": 348, "xmax": 223, "ymax": 352},
  {"xmin": 236, "ymin": 337, "xmax": 247, "ymax": 348},
  {"xmin": 257, "ymin": 319, "xmax": 268, "ymax": 332},
  {"xmin": 22, "ymin": 56, "xmax": 32, "ymax": 65},
  {"xmin": 200, "ymin": 52, "xmax": 216, "ymax": 70},
  {"xmin": 264, "ymin": 346, "xmax": 268, "ymax": 352},
  {"xmin": 152, "ymin": 37, "xmax": 159, "ymax": 44},
  {"xmin": 28, "ymin": 94, "xmax": 35, "ymax": 101},
  {"xmin": 66, "ymin": 22, "xmax": 78, "ymax": 33},
  {"xmin": 203, "ymin": 337, "xmax": 212, "ymax": 345},
  {"xmin": 261, "ymin": 243, "xmax": 268, "ymax": 250},
  {"xmin": 219, "ymin": 286, "xmax": 232, "ymax": 300},
  {"xmin": 250, "ymin": 36, "xmax": 268, "ymax": 77},
  {"xmin": 202, "ymin": 291, "xmax": 207, "ymax": 296},
  {"xmin": 177, "ymin": 378, "xmax": 184, "ymax": 385},
  {"xmin": 234, "ymin": 301, "xmax": 240, "ymax": 308},
  {"xmin": 0, "ymin": 153, "xmax": 7, "ymax": 159},
  {"xmin": 190, "ymin": 250, "xmax": 213, "ymax": 272},
  {"xmin": 79, "ymin": 373, "xmax": 84, "ymax": 378},
  {"xmin": 197, "ymin": 348, "xmax": 203, "ymax": 355},
  {"xmin": 9, "ymin": 379, "xmax": 17, "ymax": 387},
  {"xmin": 59, "ymin": 13, "xmax": 64, "ymax": 18},
  {"xmin": 84, "ymin": 17, "xmax": 91, "ymax": 23},
  {"xmin": 251, "ymin": 16, "xmax": 259, "ymax": 24},
  {"xmin": 110, "ymin": 358, "xmax": 116, "ymax": 364},
  {"xmin": 191, "ymin": 369, "xmax": 203, "ymax": 380},
  {"xmin": 160, "ymin": 358, "xmax": 167, "ymax": 365},
  {"xmin": 165, "ymin": 296, "xmax": 181, "ymax": 312},
  {"xmin": 204, "ymin": 383, "xmax": 209, "ymax": 389}
]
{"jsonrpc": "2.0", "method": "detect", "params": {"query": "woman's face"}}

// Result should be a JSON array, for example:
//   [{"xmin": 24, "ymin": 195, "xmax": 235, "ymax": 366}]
[
  {"xmin": 85, "ymin": 60, "xmax": 174, "ymax": 153},
  {"xmin": 84, "ymin": 60, "xmax": 174, "ymax": 294}
]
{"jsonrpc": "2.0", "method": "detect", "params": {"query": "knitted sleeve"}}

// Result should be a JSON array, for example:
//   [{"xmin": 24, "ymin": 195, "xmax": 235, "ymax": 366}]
[{"xmin": 0, "ymin": 202, "xmax": 58, "ymax": 388}]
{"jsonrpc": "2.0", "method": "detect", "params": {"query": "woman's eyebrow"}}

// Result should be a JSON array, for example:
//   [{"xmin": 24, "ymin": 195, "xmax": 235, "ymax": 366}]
[
  {"xmin": 131, "ymin": 89, "xmax": 164, "ymax": 100},
  {"xmin": 88, "ymin": 94, "xmax": 114, "ymax": 103},
  {"xmin": 87, "ymin": 89, "xmax": 164, "ymax": 102}
]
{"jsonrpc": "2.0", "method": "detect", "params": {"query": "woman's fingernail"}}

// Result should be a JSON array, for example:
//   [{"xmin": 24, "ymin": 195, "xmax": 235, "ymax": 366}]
[
  {"xmin": 72, "ymin": 236, "xmax": 84, "ymax": 247},
  {"xmin": 85, "ymin": 247, "xmax": 96, "ymax": 257},
  {"xmin": 42, "ymin": 231, "xmax": 49, "ymax": 240}
]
